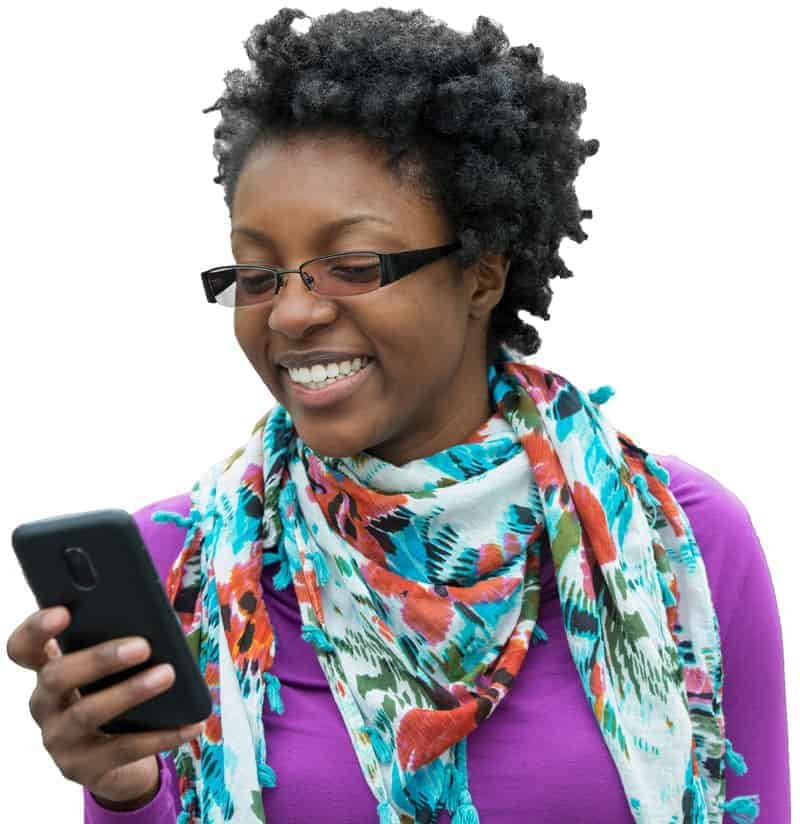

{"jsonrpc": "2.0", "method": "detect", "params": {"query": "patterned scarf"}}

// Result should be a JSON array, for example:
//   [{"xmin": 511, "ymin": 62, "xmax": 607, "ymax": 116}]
[{"xmin": 152, "ymin": 349, "xmax": 759, "ymax": 823}]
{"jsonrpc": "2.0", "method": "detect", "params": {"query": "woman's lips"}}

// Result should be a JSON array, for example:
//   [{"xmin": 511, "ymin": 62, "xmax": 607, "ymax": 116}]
[{"xmin": 281, "ymin": 359, "xmax": 375, "ymax": 409}]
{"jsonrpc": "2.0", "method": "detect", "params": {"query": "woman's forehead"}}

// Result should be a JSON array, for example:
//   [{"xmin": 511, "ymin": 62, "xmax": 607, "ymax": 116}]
[{"xmin": 231, "ymin": 140, "xmax": 448, "ymax": 239}]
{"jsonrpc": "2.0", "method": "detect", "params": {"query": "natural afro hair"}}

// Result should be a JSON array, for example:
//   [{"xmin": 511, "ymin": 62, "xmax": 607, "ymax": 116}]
[{"xmin": 202, "ymin": 7, "xmax": 599, "ymax": 361}]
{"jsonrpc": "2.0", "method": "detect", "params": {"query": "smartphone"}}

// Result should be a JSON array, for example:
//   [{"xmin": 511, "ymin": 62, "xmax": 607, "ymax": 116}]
[{"xmin": 11, "ymin": 508, "xmax": 212, "ymax": 735}]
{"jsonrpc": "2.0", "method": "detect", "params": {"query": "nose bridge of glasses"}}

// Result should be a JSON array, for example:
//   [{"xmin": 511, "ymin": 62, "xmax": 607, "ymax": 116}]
[{"xmin": 276, "ymin": 266, "xmax": 315, "ymax": 294}]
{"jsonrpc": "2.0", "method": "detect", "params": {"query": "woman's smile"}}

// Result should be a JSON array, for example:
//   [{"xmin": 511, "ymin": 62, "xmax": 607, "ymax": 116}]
[{"xmin": 280, "ymin": 356, "xmax": 376, "ymax": 409}]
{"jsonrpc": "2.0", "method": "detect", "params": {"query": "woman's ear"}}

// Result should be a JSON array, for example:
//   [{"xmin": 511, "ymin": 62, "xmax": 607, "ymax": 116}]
[{"xmin": 467, "ymin": 254, "xmax": 511, "ymax": 320}]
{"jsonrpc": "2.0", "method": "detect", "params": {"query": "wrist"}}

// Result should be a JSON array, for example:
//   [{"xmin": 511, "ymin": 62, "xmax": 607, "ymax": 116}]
[{"xmin": 91, "ymin": 770, "xmax": 161, "ymax": 811}]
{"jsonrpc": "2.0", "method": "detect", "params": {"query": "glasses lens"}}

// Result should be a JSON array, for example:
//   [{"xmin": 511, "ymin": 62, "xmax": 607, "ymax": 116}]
[
  {"xmin": 304, "ymin": 253, "xmax": 382, "ymax": 296},
  {"xmin": 209, "ymin": 266, "xmax": 278, "ymax": 307}
]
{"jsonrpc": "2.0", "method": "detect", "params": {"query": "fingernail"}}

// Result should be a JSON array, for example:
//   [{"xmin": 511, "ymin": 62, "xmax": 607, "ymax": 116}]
[
  {"xmin": 117, "ymin": 639, "xmax": 149, "ymax": 662},
  {"xmin": 143, "ymin": 663, "xmax": 173, "ymax": 689},
  {"xmin": 42, "ymin": 609, "xmax": 65, "ymax": 633}
]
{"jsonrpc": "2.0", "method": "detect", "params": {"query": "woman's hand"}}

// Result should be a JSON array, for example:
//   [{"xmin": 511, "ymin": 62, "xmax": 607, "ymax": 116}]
[{"xmin": 6, "ymin": 605, "xmax": 205, "ymax": 808}]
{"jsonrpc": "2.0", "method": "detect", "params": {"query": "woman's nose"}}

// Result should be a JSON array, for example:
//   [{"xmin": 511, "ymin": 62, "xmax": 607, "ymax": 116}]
[{"xmin": 267, "ymin": 271, "xmax": 336, "ymax": 335}]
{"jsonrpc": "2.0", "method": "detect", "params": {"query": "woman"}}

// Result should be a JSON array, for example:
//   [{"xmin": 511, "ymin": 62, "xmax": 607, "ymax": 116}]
[{"xmin": 6, "ymin": 8, "xmax": 788, "ymax": 823}]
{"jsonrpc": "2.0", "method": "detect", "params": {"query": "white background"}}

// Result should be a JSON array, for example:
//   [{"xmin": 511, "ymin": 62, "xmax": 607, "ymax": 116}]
[{"xmin": 1, "ymin": 0, "xmax": 796, "ymax": 818}]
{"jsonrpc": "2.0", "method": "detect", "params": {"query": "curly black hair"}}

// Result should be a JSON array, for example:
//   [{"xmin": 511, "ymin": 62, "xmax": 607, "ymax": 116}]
[{"xmin": 202, "ymin": 7, "xmax": 599, "ymax": 362}]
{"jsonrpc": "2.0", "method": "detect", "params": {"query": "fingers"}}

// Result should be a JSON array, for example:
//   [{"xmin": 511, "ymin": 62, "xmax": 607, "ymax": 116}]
[
  {"xmin": 38, "ymin": 636, "xmax": 154, "ymax": 698},
  {"xmin": 93, "ymin": 721, "xmax": 206, "ymax": 776},
  {"xmin": 55, "ymin": 660, "xmax": 176, "ymax": 737},
  {"xmin": 58, "ymin": 720, "xmax": 205, "ymax": 789},
  {"xmin": 9, "ymin": 606, "xmax": 209, "ymax": 798},
  {"xmin": 44, "ymin": 638, "xmax": 62, "ymax": 660},
  {"xmin": 6, "ymin": 607, "xmax": 70, "ymax": 671},
  {"xmin": 29, "ymin": 636, "xmax": 156, "ymax": 726}
]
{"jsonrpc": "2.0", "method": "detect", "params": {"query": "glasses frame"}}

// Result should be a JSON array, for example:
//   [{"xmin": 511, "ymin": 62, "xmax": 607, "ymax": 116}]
[{"xmin": 201, "ymin": 240, "xmax": 462, "ymax": 306}]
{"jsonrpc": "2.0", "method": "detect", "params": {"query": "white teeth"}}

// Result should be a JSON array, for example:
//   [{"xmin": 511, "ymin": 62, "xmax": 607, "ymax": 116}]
[{"xmin": 287, "ymin": 356, "xmax": 371, "ymax": 389}]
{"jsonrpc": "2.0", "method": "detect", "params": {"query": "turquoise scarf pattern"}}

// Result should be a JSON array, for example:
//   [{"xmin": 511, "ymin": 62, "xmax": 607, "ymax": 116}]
[{"xmin": 153, "ymin": 349, "xmax": 759, "ymax": 823}]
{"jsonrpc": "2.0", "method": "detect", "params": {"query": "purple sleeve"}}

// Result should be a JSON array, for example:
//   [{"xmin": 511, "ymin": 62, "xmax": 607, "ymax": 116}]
[
  {"xmin": 83, "ymin": 493, "xmax": 192, "ymax": 823},
  {"xmin": 657, "ymin": 455, "xmax": 791, "ymax": 822},
  {"xmin": 83, "ymin": 755, "xmax": 176, "ymax": 823}
]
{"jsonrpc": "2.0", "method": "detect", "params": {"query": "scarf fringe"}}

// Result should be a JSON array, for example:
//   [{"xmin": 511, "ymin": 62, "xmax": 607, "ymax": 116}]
[
  {"xmin": 588, "ymin": 384, "xmax": 615, "ymax": 405},
  {"xmin": 532, "ymin": 623, "xmax": 548, "ymax": 644},
  {"xmin": 254, "ymin": 735, "xmax": 278, "ymax": 790},
  {"xmin": 724, "ymin": 738, "xmax": 748, "ymax": 776},
  {"xmin": 263, "ymin": 541, "xmax": 293, "ymax": 590},
  {"xmin": 151, "ymin": 510, "xmax": 197, "ymax": 530},
  {"xmin": 719, "ymin": 795, "xmax": 760, "ymax": 823},
  {"xmin": 645, "ymin": 453, "xmax": 670, "ymax": 485},
  {"xmin": 450, "ymin": 738, "xmax": 480, "ymax": 824},
  {"xmin": 273, "ymin": 560, "xmax": 293, "ymax": 590},
  {"xmin": 632, "ymin": 473, "xmax": 660, "ymax": 526},
  {"xmin": 257, "ymin": 759, "xmax": 277, "ymax": 788},
  {"xmin": 264, "ymin": 671, "xmax": 285, "ymax": 714},
  {"xmin": 718, "ymin": 739, "xmax": 759, "ymax": 823},
  {"xmin": 301, "ymin": 623, "xmax": 335, "ymax": 652}
]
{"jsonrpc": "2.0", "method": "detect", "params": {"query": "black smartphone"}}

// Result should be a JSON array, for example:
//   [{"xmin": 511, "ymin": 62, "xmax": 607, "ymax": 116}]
[{"xmin": 11, "ymin": 507, "xmax": 212, "ymax": 735}]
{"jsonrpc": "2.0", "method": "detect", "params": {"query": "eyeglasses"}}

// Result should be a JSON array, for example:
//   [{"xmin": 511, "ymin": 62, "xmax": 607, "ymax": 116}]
[{"xmin": 201, "ymin": 240, "xmax": 462, "ymax": 308}]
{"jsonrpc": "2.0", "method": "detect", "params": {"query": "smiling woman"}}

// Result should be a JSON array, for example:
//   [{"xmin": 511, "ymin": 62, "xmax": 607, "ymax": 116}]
[
  {"xmin": 228, "ymin": 131, "xmax": 511, "ymax": 464},
  {"xmin": 5, "ymin": 5, "xmax": 786, "ymax": 824}
]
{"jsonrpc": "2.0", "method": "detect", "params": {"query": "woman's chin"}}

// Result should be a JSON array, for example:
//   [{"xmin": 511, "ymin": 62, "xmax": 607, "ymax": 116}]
[{"xmin": 295, "ymin": 428, "xmax": 371, "ymax": 460}]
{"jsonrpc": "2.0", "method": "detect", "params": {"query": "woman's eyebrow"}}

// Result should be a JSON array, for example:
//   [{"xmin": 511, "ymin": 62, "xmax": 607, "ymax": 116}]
[{"xmin": 230, "ymin": 214, "xmax": 394, "ymax": 245}]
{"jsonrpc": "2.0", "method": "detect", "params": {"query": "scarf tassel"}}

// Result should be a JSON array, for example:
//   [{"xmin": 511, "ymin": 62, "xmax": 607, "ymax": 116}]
[
  {"xmin": 588, "ymin": 384, "xmax": 615, "ymax": 405},
  {"xmin": 719, "ymin": 739, "xmax": 760, "ymax": 821},
  {"xmin": 301, "ymin": 623, "xmax": 335, "ymax": 652},
  {"xmin": 719, "ymin": 795, "xmax": 760, "ymax": 823},
  {"xmin": 452, "ymin": 789, "xmax": 480, "ymax": 824},
  {"xmin": 724, "ymin": 737, "xmax": 748, "ymax": 775},
  {"xmin": 645, "ymin": 453, "xmax": 670, "ymax": 485},
  {"xmin": 254, "ymin": 736, "xmax": 278, "ymax": 789},
  {"xmin": 151, "ymin": 509, "xmax": 197, "ymax": 531},
  {"xmin": 261, "ymin": 549, "xmax": 283, "ymax": 566},
  {"xmin": 264, "ymin": 671, "xmax": 285, "ymax": 714},
  {"xmin": 448, "ymin": 738, "xmax": 480, "ymax": 824},
  {"xmin": 257, "ymin": 759, "xmax": 277, "ymax": 789},
  {"xmin": 262, "ymin": 542, "xmax": 293, "ymax": 590},
  {"xmin": 532, "ymin": 624, "xmax": 549, "ymax": 644},
  {"xmin": 632, "ymin": 473, "xmax": 660, "ymax": 516}
]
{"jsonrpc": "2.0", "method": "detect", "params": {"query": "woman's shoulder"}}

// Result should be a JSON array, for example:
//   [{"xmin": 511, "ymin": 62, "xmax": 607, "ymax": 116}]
[
  {"xmin": 651, "ymin": 452, "xmax": 771, "ymax": 643},
  {"xmin": 651, "ymin": 451, "xmax": 761, "ymax": 559}
]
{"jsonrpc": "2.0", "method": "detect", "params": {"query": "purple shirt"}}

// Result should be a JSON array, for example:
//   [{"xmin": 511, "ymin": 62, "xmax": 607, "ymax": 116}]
[{"xmin": 84, "ymin": 454, "xmax": 791, "ymax": 822}]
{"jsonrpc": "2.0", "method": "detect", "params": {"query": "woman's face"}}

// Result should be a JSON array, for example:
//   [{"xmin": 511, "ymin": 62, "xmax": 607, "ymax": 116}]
[{"xmin": 231, "ymin": 131, "xmax": 508, "ymax": 465}]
